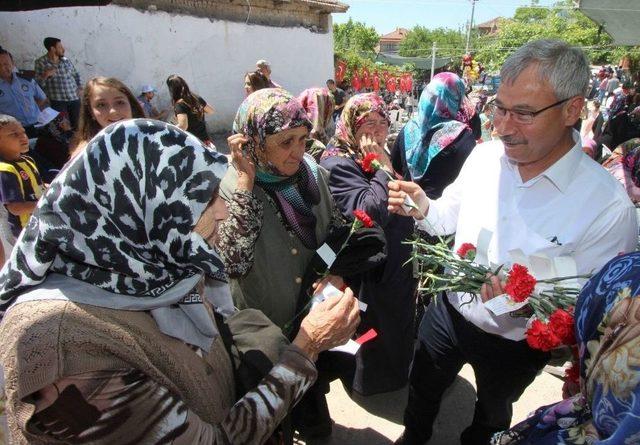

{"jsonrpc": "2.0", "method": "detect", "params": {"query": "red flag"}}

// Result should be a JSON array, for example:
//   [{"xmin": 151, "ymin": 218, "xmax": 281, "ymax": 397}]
[
  {"xmin": 335, "ymin": 60, "xmax": 347, "ymax": 83},
  {"xmin": 405, "ymin": 74, "xmax": 413, "ymax": 93},
  {"xmin": 352, "ymin": 69, "xmax": 362, "ymax": 91},
  {"xmin": 362, "ymin": 67, "xmax": 371, "ymax": 89},
  {"xmin": 386, "ymin": 77, "xmax": 396, "ymax": 92},
  {"xmin": 382, "ymin": 71, "xmax": 390, "ymax": 83},
  {"xmin": 373, "ymin": 71, "xmax": 380, "ymax": 92}
]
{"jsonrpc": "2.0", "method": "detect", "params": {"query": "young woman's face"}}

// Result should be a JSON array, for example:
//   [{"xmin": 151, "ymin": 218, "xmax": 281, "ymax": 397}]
[
  {"xmin": 262, "ymin": 126, "xmax": 309, "ymax": 177},
  {"xmin": 244, "ymin": 76, "xmax": 253, "ymax": 96},
  {"xmin": 89, "ymin": 85, "xmax": 133, "ymax": 129}
]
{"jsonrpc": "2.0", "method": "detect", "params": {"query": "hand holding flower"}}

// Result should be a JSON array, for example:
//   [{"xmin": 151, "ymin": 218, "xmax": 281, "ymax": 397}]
[{"xmin": 387, "ymin": 180, "xmax": 428, "ymax": 219}]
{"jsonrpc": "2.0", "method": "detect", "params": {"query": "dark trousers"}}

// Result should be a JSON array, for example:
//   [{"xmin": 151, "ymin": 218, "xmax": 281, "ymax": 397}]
[
  {"xmin": 50, "ymin": 99, "xmax": 81, "ymax": 130},
  {"xmin": 403, "ymin": 295, "xmax": 549, "ymax": 445}
]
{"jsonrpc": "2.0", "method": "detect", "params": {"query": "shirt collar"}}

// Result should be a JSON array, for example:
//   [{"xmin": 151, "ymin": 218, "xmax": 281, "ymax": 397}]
[{"xmin": 503, "ymin": 130, "xmax": 583, "ymax": 192}]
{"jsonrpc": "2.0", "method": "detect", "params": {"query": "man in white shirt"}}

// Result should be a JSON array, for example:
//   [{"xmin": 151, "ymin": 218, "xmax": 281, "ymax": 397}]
[{"xmin": 389, "ymin": 40, "xmax": 638, "ymax": 445}]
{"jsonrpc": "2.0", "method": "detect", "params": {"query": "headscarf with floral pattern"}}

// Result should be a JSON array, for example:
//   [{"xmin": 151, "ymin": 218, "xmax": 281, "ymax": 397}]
[
  {"xmin": 232, "ymin": 88, "xmax": 321, "ymax": 249},
  {"xmin": 297, "ymin": 87, "xmax": 335, "ymax": 145},
  {"xmin": 403, "ymin": 72, "xmax": 475, "ymax": 182},
  {"xmin": 323, "ymin": 92, "xmax": 390, "ymax": 159}
]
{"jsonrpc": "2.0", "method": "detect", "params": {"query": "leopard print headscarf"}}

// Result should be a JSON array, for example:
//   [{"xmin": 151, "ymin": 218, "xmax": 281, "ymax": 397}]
[{"xmin": 0, "ymin": 120, "xmax": 228, "ymax": 348}]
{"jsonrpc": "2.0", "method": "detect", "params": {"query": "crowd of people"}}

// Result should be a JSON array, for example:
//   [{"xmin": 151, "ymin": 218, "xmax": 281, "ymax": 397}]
[{"xmin": 0, "ymin": 35, "xmax": 638, "ymax": 445}]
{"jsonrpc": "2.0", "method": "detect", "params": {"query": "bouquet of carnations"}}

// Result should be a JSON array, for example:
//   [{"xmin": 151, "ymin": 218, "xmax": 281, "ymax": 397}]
[{"xmin": 409, "ymin": 236, "xmax": 590, "ymax": 351}]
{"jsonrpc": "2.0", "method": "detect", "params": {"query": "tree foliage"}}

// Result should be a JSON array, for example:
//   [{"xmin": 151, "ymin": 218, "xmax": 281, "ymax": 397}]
[
  {"xmin": 399, "ymin": 26, "xmax": 466, "ymax": 58},
  {"xmin": 333, "ymin": 18, "xmax": 379, "ymax": 53},
  {"xmin": 474, "ymin": 2, "xmax": 631, "ymax": 71}
]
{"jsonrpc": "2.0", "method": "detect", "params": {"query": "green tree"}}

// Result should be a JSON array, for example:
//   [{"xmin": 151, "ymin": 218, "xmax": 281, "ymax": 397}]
[
  {"xmin": 399, "ymin": 26, "xmax": 466, "ymax": 58},
  {"xmin": 333, "ymin": 18, "xmax": 379, "ymax": 53},
  {"xmin": 475, "ymin": 1, "xmax": 617, "ymax": 70}
]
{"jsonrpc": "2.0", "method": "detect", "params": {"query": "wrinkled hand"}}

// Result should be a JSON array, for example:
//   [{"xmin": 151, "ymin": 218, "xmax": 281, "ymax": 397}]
[
  {"xmin": 293, "ymin": 287, "xmax": 360, "ymax": 361},
  {"xmin": 359, "ymin": 134, "xmax": 392, "ymax": 171},
  {"xmin": 227, "ymin": 133, "xmax": 256, "ymax": 191},
  {"xmin": 480, "ymin": 274, "xmax": 505, "ymax": 302},
  {"xmin": 387, "ymin": 180, "xmax": 429, "ymax": 219}
]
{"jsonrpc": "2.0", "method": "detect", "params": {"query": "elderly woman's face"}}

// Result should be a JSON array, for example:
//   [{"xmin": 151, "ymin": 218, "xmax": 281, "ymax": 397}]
[
  {"xmin": 354, "ymin": 112, "xmax": 389, "ymax": 149},
  {"xmin": 262, "ymin": 126, "xmax": 309, "ymax": 176},
  {"xmin": 193, "ymin": 194, "xmax": 229, "ymax": 247}
]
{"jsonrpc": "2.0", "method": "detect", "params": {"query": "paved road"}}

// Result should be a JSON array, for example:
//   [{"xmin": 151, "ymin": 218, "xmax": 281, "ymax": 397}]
[{"xmin": 298, "ymin": 364, "xmax": 563, "ymax": 445}]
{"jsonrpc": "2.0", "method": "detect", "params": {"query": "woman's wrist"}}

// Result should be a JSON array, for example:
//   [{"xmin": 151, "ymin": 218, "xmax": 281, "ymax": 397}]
[
  {"xmin": 292, "ymin": 330, "xmax": 319, "ymax": 362},
  {"xmin": 236, "ymin": 173, "xmax": 254, "ymax": 191}
]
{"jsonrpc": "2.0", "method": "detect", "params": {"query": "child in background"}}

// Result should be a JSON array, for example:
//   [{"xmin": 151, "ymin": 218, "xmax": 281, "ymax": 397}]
[{"xmin": 0, "ymin": 115, "xmax": 43, "ymax": 241}]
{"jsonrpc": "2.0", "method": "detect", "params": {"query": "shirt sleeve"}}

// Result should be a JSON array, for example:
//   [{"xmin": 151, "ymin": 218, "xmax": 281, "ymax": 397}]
[
  {"xmin": 573, "ymin": 204, "xmax": 638, "ymax": 276},
  {"xmin": 33, "ymin": 80, "xmax": 47, "ymax": 102},
  {"xmin": 216, "ymin": 189, "xmax": 264, "ymax": 278},
  {"xmin": 0, "ymin": 171, "xmax": 24, "ymax": 204},
  {"xmin": 28, "ymin": 346, "xmax": 316, "ymax": 444},
  {"xmin": 34, "ymin": 57, "xmax": 46, "ymax": 85},
  {"xmin": 415, "ymin": 155, "xmax": 469, "ymax": 236}
]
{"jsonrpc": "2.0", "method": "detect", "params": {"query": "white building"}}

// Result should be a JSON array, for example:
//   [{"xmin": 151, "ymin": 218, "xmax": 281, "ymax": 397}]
[{"xmin": 0, "ymin": 0, "xmax": 347, "ymax": 133}]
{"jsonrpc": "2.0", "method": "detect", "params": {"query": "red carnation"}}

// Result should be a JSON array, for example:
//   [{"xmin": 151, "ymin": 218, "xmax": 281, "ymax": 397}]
[
  {"xmin": 504, "ymin": 264, "xmax": 537, "ymax": 302},
  {"xmin": 564, "ymin": 361, "xmax": 580, "ymax": 385},
  {"xmin": 526, "ymin": 319, "xmax": 561, "ymax": 351},
  {"xmin": 548, "ymin": 308, "xmax": 576, "ymax": 345},
  {"xmin": 456, "ymin": 243, "xmax": 476, "ymax": 261},
  {"xmin": 353, "ymin": 209, "xmax": 374, "ymax": 228},
  {"xmin": 361, "ymin": 153, "xmax": 382, "ymax": 174}
]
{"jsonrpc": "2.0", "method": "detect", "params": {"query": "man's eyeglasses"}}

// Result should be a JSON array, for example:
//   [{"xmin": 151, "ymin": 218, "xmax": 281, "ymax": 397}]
[{"xmin": 487, "ymin": 97, "xmax": 572, "ymax": 125}]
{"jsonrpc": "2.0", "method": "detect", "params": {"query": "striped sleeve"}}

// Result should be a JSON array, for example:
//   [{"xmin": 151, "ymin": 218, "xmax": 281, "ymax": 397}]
[{"xmin": 27, "ymin": 346, "xmax": 316, "ymax": 444}]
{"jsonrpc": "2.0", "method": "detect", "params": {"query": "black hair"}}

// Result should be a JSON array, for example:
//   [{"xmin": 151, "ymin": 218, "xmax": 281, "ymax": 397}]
[{"xmin": 43, "ymin": 37, "xmax": 61, "ymax": 51}]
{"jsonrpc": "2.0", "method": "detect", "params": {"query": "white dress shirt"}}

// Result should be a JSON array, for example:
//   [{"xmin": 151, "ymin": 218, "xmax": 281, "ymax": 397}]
[{"xmin": 417, "ymin": 132, "xmax": 638, "ymax": 340}]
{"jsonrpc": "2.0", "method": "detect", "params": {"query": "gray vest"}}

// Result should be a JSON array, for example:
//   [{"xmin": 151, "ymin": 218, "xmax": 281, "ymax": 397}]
[{"xmin": 220, "ymin": 163, "xmax": 334, "ymax": 328}]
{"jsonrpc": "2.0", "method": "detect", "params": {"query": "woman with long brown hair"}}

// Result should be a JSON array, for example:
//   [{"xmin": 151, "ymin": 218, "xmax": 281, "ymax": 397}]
[
  {"xmin": 69, "ymin": 76, "xmax": 145, "ymax": 158},
  {"xmin": 166, "ymin": 74, "xmax": 214, "ymax": 146}
]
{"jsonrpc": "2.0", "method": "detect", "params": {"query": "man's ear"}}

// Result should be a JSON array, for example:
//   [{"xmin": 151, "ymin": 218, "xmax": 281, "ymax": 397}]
[{"xmin": 565, "ymin": 96, "xmax": 585, "ymax": 127}]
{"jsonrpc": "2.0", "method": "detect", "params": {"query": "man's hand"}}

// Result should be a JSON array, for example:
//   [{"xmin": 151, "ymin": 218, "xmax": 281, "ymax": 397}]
[
  {"xmin": 387, "ymin": 180, "xmax": 429, "ymax": 219},
  {"xmin": 44, "ymin": 67, "xmax": 56, "ymax": 79},
  {"xmin": 480, "ymin": 274, "xmax": 505, "ymax": 302}
]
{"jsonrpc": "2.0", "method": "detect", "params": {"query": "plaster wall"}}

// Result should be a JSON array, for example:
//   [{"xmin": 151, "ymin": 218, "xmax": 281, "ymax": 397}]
[{"xmin": 0, "ymin": 5, "xmax": 335, "ymax": 132}]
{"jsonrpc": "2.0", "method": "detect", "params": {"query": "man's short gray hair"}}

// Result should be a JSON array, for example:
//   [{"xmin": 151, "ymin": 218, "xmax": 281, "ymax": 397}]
[
  {"xmin": 256, "ymin": 59, "xmax": 270, "ymax": 68},
  {"xmin": 0, "ymin": 114, "xmax": 19, "ymax": 129},
  {"xmin": 500, "ymin": 39, "xmax": 589, "ymax": 100}
]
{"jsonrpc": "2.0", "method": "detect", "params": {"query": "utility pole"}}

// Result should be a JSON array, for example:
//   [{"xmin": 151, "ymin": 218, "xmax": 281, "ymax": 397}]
[
  {"xmin": 430, "ymin": 41, "xmax": 437, "ymax": 81},
  {"xmin": 465, "ymin": 0, "xmax": 477, "ymax": 53}
]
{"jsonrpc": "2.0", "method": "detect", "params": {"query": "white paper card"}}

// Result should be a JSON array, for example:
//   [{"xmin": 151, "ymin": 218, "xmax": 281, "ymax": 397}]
[
  {"xmin": 484, "ymin": 294, "xmax": 529, "ymax": 316},
  {"xmin": 35, "ymin": 107, "xmax": 59, "ymax": 127},
  {"xmin": 330, "ymin": 339, "xmax": 361, "ymax": 354},
  {"xmin": 402, "ymin": 195, "xmax": 418, "ymax": 214},
  {"xmin": 316, "ymin": 243, "xmax": 337, "ymax": 268},
  {"xmin": 310, "ymin": 283, "xmax": 367, "ymax": 312}
]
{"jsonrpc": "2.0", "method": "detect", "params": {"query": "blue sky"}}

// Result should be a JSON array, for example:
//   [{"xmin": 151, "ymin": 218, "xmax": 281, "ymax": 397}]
[{"xmin": 332, "ymin": 0, "xmax": 559, "ymax": 35}]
